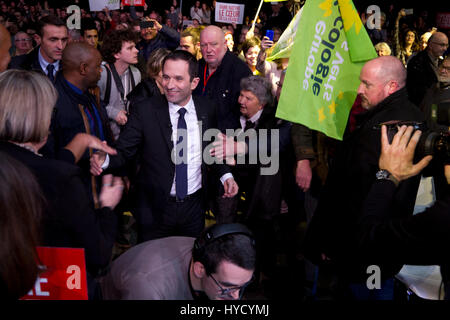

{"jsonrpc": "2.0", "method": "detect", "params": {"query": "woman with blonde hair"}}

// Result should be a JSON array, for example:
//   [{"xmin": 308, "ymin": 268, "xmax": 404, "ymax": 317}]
[{"xmin": 0, "ymin": 70, "xmax": 123, "ymax": 299}]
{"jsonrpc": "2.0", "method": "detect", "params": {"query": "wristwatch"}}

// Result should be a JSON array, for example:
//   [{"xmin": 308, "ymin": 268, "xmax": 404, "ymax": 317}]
[{"xmin": 376, "ymin": 169, "xmax": 399, "ymax": 187}]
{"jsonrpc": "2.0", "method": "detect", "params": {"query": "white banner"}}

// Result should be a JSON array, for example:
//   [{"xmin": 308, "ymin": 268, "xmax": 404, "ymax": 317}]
[
  {"xmin": 215, "ymin": 2, "xmax": 245, "ymax": 24},
  {"xmin": 89, "ymin": 0, "xmax": 120, "ymax": 12}
]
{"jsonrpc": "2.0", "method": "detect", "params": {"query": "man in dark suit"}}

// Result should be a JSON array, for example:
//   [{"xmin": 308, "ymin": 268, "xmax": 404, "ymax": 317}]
[
  {"xmin": 8, "ymin": 15, "xmax": 68, "ymax": 82},
  {"xmin": 91, "ymin": 50, "xmax": 238, "ymax": 242}
]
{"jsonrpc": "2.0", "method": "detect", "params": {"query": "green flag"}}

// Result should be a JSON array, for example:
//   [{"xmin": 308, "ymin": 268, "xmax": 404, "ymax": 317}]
[
  {"xmin": 276, "ymin": 0, "xmax": 377, "ymax": 140},
  {"xmin": 266, "ymin": 7, "xmax": 303, "ymax": 61}
]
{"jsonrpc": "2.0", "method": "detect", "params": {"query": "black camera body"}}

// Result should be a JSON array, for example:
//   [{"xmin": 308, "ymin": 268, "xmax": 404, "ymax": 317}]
[
  {"xmin": 140, "ymin": 20, "xmax": 154, "ymax": 29},
  {"xmin": 378, "ymin": 120, "xmax": 450, "ymax": 164}
]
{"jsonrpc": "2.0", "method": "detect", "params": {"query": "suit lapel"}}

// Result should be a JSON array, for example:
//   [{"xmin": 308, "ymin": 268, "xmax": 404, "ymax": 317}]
[
  {"xmin": 155, "ymin": 101, "xmax": 173, "ymax": 151},
  {"xmin": 193, "ymin": 96, "xmax": 209, "ymax": 149}
]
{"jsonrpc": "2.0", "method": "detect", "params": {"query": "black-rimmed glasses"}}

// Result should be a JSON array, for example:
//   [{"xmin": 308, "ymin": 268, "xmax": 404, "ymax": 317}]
[{"xmin": 209, "ymin": 273, "xmax": 254, "ymax": 300}]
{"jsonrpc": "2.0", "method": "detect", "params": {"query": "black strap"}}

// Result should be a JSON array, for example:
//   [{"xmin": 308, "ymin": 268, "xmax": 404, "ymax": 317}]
[
  {"xmin": 107, "ymin": 63, "xmax": 136, "ymax": 111},
  {"xmin": 104, "ymin": 65, "xmax": 112, "ymax": 106}
]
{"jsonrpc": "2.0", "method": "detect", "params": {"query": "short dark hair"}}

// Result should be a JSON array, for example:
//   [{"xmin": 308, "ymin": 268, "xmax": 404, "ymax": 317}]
[
  {"xmin": 100, "ymin": 28, "xmax": 139, "ymax": 64},
  {"xmin": 192, "ymin": 224, "xmax": 256, "ymax": 275},
  {"xmin": 80, "ymin": 18, "xmax": 97, "ymax": 37},
  {"xmin": 37, "ymin": 15, "xmax": 66, "ymax": 37},
  {"xmin": 163, "ymin": 50, "xmax": 199, "ymax": 81}
]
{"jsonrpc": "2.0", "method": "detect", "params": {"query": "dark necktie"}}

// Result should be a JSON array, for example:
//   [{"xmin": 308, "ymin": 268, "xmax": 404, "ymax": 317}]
[
  {"xmin": 176, "ymin": 108, "xmax": 188, "ymax": 200},
  {"xmin": 46, "ymin": 64, "xmax": 55, "ymax": 82},
  {"xmin": 244, "ymin": 120, "xmax": 255, "ymax": 131}
]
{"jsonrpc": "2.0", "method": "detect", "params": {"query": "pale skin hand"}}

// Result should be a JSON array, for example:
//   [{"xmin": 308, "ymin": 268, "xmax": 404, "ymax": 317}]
[
  {"xmin": 209, "ymin": 133, "xmax": 247, "ymax": 165},
  {"xmin": 90, "ymin": 151, "xmax": 106, "ymax": 176},
  {"xmin": 99, "ymin": 174, "xmax": 124, "ymax": 209},
  {"xmin": 260, "ymin": 36, "xmax": 274, "ymax": 50},
  {"xmin": 295, "ymin": 159, "xmax": 312, "ymax": 192},
  {"xmin": 115, "ymin": 109, "xmax": 128, "ymax": 126},
  {"xmin": 379, "ymin": 125, "xmax": 433, "ymax": 182},
  {"xmin": 64, "ymin": 133, "xmax": 117, "ymax": 164},
  {"xmin": 223, "ymin": 178, "xmax": 238, "ymax": 198}
]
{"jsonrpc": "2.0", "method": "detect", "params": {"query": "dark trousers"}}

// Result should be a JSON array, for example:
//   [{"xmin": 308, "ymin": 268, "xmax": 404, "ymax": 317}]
[{"xmin": 136, "ymin": 189, "xmax": 205, "ymax": 242}]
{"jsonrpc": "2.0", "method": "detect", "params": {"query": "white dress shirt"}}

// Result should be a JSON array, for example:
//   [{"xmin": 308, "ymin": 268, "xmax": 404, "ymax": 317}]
[
  {"xmin": 240, "ymin": 109, "xmax": 263, "ymax": 130},
  {"xmin": 38, "ymin": 48, "xmax": 59, "ymax": 76}
]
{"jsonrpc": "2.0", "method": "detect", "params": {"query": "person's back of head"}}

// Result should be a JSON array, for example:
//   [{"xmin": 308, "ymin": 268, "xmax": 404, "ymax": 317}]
[
  {"xmin": 0, "ymin": 69, "xmax": 57, "ymax": 144},
  {"xmin": 0, "ymin": 151, "xmax": 44, "ymax": 300},
  {"xmin": 371, "ymin": 55, "xmax": 407, "ymax": 89}
]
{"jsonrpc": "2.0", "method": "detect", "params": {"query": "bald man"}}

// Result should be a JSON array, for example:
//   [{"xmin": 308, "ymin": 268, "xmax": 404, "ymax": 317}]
[
  {"xmin": 194, "ymin": 25, "xmax": 252, "ymax": 132},
  {"xmin": 0, "ymin": 24, "xmax": 11, "ymax": 72},
  {"xmin": 41, "ymin": 42, "xmax": 113, "ymax": 204},
  {"xmin": 303, "ymin": 56, "xmax": 425, "ymax": 300},
  {"xmin": 407, "ymin": 31, "xmax": 449, "ymax": 107}
]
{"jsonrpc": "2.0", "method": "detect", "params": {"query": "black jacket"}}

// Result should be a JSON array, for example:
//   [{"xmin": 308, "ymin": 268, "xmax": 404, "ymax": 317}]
[
  {"xmin": 0, "ymin": 141, "xmax": 118, "ymax": 276},
  {"xmin": 41, "ymin": 73, "xmax": 113, "ymax": 185},
  {"xmin": 407, "ymin": 50, "xmax": 439, "ymax": 107},
  {"xmin": 8, "ymin": 46, "xmax": 44, "ymax": 73},
  {"xmin": 127, "ymin": 77, "xmax": 163, "ymax": 107},
  {"xmin": 303, "ymin": 87, "xmax": 425, "ymax": 282},
  {"xmin": 137, "ymin": 25, "xmax": 180, "ymax": 61},
  {"xmin": 194, "ymin": 50, "xmax": 252, "ymax": 132},
  {"xmin": 106, "ymin": 95, "xmax": 231, "ymax": 240}
]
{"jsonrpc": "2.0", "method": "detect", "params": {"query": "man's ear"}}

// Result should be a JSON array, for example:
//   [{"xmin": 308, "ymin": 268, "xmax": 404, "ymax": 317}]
[
  {"xmin": 191, "ymin": 76, "xmax": 200, "ymax": 91},
  {"xmin": 79, "ymin": 62, "xmax": 88, "ymax": 75},
  {"xmin": 193, "ymin": 261, "xmax": 206, "ymax": 279}
]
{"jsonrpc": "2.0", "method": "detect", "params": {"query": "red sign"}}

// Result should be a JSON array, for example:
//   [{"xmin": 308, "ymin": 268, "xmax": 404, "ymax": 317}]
[
  {"xmin": 122, "ymin": 0, "xmax": 145, "ymax": 6},
  {"xmin": 21, "ymin": 247, "xmax": 88, "ymax": 300},
  {"xmin": 436, "ymin": 12, "xmax": 450, "ymax": 29}
]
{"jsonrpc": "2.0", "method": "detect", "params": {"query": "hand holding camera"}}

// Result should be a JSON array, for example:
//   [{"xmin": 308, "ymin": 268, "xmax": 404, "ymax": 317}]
[{"xmin": 379, "ymin": 125, "xmax": 433, "ymax": 183}]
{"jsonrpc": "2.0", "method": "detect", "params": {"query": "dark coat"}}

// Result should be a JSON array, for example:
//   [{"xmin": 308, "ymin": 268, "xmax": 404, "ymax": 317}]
[
  {"xmin": 303, "ymin": 87, "xmax": 425, "ymax": 282},
  {"xmin": 234, "ymin": 106, "xmax": 291, "ymax": 220},
  {"xmin": 0, "ymin": 141, "xmax": 118, "ymax": 276},
  {"xmin": 407, "ymin": 50, "xmax": 439, "ymax": 107},
  {"xmin": 40, "ymin": 73, "xmax": 113, "ymax": 188},
  {"xmin": 194, "ymin": 50, "xmax": 252, "ymax": 132},
  {"xmin": 106, "ymin": 94, "xmax": 231, "ymax": 239},
  {"xmin": 127, "ymin": 77, "xmax": 163, "ymax": 107},
  {"xmin": 8, "ymin": 46, "xmax": 44, "ymax": 73}
]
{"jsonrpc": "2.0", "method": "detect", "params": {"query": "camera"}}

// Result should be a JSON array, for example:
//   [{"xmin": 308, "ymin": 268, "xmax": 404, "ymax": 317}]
[
  {"xmin": 140, "ymin": 20, "xmax": 154, "ymax": 29},
  {"xmin": 376, "ymin": 120, "xmax": 450, "ymax": 164}
]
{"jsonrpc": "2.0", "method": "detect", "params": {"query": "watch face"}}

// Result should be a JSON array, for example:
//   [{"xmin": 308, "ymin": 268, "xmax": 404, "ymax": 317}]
[{"xmin": 376, "ymin": 170, "xmax": 389, "ymax": 179}]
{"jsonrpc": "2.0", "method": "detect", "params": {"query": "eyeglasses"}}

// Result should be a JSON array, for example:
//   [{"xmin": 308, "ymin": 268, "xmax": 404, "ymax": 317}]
[
  {"xmin": 439, "ymin": 64, "xmax": 450, "ymax": 72},
  {"xmin": 209, "ymin": 273, "xmax": 254, "ymax": 300},
  {"xmin": 431, "ymin": 41, "xmax": 449, "ymax": 48}
]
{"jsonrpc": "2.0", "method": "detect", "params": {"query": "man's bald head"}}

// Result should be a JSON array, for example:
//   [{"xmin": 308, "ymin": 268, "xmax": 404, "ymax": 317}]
[
  {"xmin": 62, "ymin": 41, "xmax": 99, "ymax": 72},
  {"xmin": 200, "ymin": 25, "xmax": 228, "ymax": 70},
  {"xmin": 357, "ymin": 56, "xmax": 406, "ymax": 109},
  {"xmin": 61, "ymin": 42, "xmax": 102, "ymax": 90},
  {"xmin": 427, "ymin": 32, "xmax": 449, "ymax": 59},
  {"xmin": 366, "ymin": 56, "xmax": 407, "ymax": 88},
  {"xmin": 0, "ymin": 24, "xmax": 11, "ymax": 72}
]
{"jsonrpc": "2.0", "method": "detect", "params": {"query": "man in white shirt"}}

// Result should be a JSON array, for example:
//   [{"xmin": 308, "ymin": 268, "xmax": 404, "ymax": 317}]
[{"xmin": 91, "ymin": 50, "xmax": 238, "ymax": 242}]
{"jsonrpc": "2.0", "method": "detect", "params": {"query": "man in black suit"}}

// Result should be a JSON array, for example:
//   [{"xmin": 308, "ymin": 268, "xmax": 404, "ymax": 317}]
[
  {"xmin": 8, "ymin": 15, "xmax": 68, "ymax": 82},
  {"xmin": 91, "ymin": 50, "xmax": 238, "ymax": 242}
]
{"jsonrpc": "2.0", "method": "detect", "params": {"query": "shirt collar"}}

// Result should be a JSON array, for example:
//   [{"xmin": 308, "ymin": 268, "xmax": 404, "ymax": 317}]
[
  {"xmin": 38, "ymin": 47, "xmax": 60, "ymax": 72},
  {"xmin": 168, "ymin": 96, "xmax": 195, "ymax": 116},
  {"xmin": 241, "ymin": 109, "xmax": 263, "ymax": 124}
]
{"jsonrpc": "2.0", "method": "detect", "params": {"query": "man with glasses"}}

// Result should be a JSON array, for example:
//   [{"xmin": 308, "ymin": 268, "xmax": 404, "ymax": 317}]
[
  {"xmin": 407, "ymin": 31, "xmax": 449, "ymax": 107},
  {"xmin": 13, "ymin": 31, "xmax": 33, "ymax": 56},
  {"xmin": 100, "ymin": 223, "xmax": 256, "ymax": 300}
]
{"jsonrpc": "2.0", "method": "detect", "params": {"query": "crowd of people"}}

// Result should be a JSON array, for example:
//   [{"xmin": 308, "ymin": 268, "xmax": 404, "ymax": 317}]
[{"xmin": 0, "ymin": 0, "xmax": 449, "ymax": 302}]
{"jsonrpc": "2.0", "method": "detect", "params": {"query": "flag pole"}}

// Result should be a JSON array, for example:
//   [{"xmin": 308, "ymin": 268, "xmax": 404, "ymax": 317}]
[{"xmin": 247, "ymin": 0, "xmax": 264, "ymax": 39}]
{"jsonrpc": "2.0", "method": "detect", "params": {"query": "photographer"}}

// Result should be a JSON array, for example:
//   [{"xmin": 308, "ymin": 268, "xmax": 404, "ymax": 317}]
[{"xmin": 358, "ymin": 125, "xmax": 450, "ymax": 298}]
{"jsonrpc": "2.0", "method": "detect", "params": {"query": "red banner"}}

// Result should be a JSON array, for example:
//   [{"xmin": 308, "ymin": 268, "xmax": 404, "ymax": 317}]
[
  {"xmin": 21, "ymin": 247, "xmax": 88, "ymax": 300},
  {"xmin": 436, "ymin": 12, "xmax": 450, "ymax": 29},
  {"xmin": 122, "ymin": 0, "xmax": 145, "ymax": 6}
]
